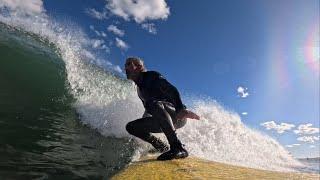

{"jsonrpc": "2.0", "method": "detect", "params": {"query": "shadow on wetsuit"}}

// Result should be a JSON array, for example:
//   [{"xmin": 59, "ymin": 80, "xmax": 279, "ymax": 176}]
[{"xmin": 126, "ymin": 71, "xmax": 187, "ymax": 152}]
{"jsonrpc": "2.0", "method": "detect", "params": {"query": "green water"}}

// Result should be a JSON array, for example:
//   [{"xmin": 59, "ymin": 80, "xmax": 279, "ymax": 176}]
[{"xmin": 0, "ymin": 24, "xmax": 133, "ymax": 179}]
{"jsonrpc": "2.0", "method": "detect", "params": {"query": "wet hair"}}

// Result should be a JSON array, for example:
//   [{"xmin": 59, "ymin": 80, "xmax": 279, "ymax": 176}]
[{"xmin": 125, "ymin": 57, "xmax": 146, "ymax": 71}]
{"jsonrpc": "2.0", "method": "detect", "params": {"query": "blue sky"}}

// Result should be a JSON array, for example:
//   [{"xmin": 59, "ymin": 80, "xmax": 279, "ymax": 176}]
[{"xmin": 6, "ymin": 0, "xmax": 318, "ymax": 158}]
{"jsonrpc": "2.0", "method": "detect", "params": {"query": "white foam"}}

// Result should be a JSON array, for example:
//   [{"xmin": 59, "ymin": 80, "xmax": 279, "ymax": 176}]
[
  {"xmin": 178, "ymin": 100, "xmax": 303, "ymax": 171},
  {"xmin": 0, "ymin": 10, "xmax": 304, "ymax": 172}
]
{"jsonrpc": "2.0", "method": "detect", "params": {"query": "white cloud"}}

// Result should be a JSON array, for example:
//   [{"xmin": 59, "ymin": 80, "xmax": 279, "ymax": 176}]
[
  {"xmin": 297, "ymin": 136, "xmax": 320, "ymax": 143},
  {"xmin": 107, "ymin": 25, "xmax": 125, "ymax": 36},
  {"xmin": 101, "ymin": 32, "xmax": 107, "ymax": 37},
  {"xmin": 294, "ymin": 123, "xmax": 319, "ymax": 135},
  {"xmin": 237, "ymin": 86, "xmax": 249, "ymax": 98},
  {"xmin": 0, "ymin": 0, "xmax": 45, "ymax": 14},
  {"xmin": 85, "ymin": 8, "xmax": 108, "ymax": 20},
  {"xmin": 141, "ymin": 23, "xmax": 157, "ymax": 34},
  {"xmin": 85, "ymin": 1, "xmax": 168, "ymax": 34},
  {"xmin": 95, "ymin": 30, "xmax": 101, "ymax": 36},
  {"xmin": 260, "ymin": 121, "xmax": 295, "ymax": 134},
  {"xmin": 241, "ymin": 112, "xmax": 248, "ymax": 115},
  {"xmin": 91, "ymin": 39, "xmax": 110, "ymax": 53},
  {"xmin": 285, "ymin": 144, "xmax": 300, "ymax": 148},
  {"xmin": 92, "ymin": 39, "xmax": 105, "ymax": 48},
  {"xmin": 115, "ymin": 37, "xmax": 129, "ymax": 50},
  {"xmin": 106, "ymin": 0, "xmax": 170, "ymax": 23},
  {"xmin": 89, "ymin": 25, "xmax": 108, "ymax": 38},
  {"xmin": 309, "ymin": 145, "xmax": 315, "ymax": 148}
]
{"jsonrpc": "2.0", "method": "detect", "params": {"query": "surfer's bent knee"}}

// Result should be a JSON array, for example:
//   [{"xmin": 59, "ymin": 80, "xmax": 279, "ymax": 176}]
[
  {"xmin": 125, "ymin": 122, "xmax": 135, "ymax": 135},
  {"xmin": 146, "ymin": 101, "xmax": 165, "ymax": 115},
  {"xmin": 174, "ymin": 119, "xmax": 187, "ymax": 129}
]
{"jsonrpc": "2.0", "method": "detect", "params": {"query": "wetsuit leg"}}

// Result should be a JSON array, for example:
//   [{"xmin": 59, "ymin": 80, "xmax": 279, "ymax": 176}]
[
  {"xmin": 126, "ymin": 116, "xmax": 162, "ymax": 138},
  {"xmin": 162, "ymin": 102, "xmax": 187, "ymax": 129},
  {"xmin": 126, "ymin": 101, "xmax": 186, "ymax": 152},
  {"xmin": 146, "ymin": 101, "xmax": 182, "ymax": 148},
  {"xmin": 145, "ymin": 102, "xmax": 188, "ymax": 160},
  {"xmin": 126, "ymin": 117, "xmax": 168, "ymax": 152}
]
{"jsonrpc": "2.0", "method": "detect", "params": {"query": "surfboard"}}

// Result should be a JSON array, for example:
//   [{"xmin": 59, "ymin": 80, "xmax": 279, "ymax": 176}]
[{"xmin": 111, "ymin": 156, "xmax": 319, "ymax": 180}]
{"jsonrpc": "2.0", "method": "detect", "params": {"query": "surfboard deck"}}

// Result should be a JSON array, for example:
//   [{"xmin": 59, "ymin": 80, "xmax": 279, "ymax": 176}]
[{"xmin": 111, "ymin": 156, "xmax": 319, "ymax": 180}]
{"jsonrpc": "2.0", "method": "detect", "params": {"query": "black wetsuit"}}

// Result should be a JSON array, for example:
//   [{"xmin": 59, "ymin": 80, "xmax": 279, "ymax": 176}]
[{"xmin": 126, "ymin": 71, "xmax": 187, "ymax": 150}]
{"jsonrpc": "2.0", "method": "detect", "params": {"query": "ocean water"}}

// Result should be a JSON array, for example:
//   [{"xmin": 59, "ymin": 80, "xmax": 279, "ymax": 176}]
[
  {"xmin": 298, "ymin": 158, "xmax": 320, "ymax": 174},
  {"xmin": 0, "ymin": 8, "xmax": 318, "ymax": 179}
]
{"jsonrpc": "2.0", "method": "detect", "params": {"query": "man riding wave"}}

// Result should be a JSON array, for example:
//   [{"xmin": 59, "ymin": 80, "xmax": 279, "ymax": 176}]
[{"xmin": 124, "ymin": 57, "xmax": 200, "ymax": 160}]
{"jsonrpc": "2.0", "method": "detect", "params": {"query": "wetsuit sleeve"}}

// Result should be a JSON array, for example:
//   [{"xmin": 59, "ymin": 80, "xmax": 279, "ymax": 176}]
[
  {"xmin": 142, "ymin": 111, "xmax": 151, "ymax": 118},
  {"xmin": 152, "ymin": 73, "xmax": 186, "ymax": 112}
]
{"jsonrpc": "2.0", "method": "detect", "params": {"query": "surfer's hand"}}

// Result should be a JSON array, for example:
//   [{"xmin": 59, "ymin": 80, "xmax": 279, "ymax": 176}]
[{"xmin": 176, "ymin": 109, "xmax": 200, "ymax": 120}]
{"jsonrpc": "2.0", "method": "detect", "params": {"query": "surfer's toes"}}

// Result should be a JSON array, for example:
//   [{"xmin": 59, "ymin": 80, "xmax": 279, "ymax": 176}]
[{"xmin": 157, "ymin": 147, "xmax": 188, "ymax": 161}]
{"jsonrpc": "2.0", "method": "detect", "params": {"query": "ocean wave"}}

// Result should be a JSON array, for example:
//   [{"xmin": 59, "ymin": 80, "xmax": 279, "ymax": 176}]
[{"xmin": 0, "ymin": 8, "xmax": 305, "ymax": 172}]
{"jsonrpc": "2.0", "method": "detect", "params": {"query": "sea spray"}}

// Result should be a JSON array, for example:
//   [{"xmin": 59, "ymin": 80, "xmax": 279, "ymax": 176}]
[
  {"xmin": 179, "ymin": 100, "xmax": 303, "ymax": 171},
  {"xmin": 0, "ymin": 8, "xmax": 304, "ymax": 172},
  {"xmin": 0, "ymin": 9, "xmax": 144, "ymax": 138}
]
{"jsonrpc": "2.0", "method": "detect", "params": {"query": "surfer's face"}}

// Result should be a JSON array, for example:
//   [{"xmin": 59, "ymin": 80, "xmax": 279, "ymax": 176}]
[{"xmin": 125, "ymin": 60, "xmax": 143, "ymax": 80}]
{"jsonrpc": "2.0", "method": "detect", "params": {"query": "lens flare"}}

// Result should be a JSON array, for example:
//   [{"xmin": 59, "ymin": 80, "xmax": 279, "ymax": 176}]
[{"xmin": 304, "ymin": 23, "xmax": 319, "ymax": 74}]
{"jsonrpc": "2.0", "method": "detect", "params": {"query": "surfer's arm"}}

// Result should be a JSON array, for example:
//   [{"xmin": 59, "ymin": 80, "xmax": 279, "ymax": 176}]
[
  {"xmin": 156, "ymin": 80, "xmax": 200, "ymax": 120},
  {"xmin": 148, "ymin": 71, "xmax": 200, "ymax": 120},
  {"xmin": 142, "ymin": 111, "xmax": 151, "ymax": 118}
]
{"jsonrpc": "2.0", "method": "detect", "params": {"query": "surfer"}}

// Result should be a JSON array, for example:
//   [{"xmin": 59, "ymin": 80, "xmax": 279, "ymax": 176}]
[{"xmin": 124, "ymin": 57, "xmax": 200, "ymax": 160}]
